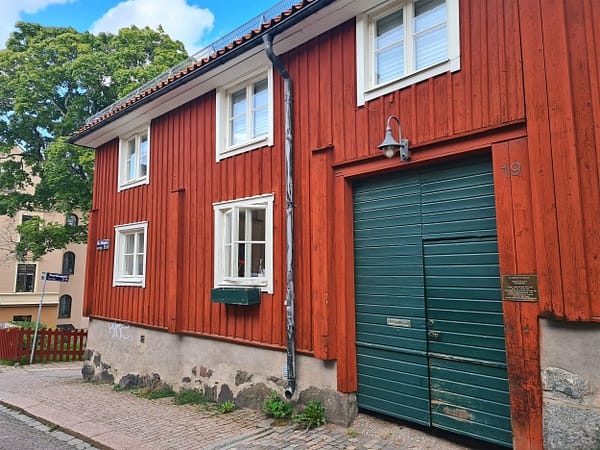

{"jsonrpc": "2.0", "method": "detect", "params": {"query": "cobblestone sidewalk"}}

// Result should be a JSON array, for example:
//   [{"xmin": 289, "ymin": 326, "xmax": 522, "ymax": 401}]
[{"xmin": 0, "ymin": 362, "xmax": 471, "ymax": 449}]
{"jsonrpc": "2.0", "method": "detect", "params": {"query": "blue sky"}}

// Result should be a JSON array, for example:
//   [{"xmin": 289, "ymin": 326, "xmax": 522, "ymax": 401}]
[{"xmin": 2, "ymin": 0, "xmax": 279, "ymax": 54}]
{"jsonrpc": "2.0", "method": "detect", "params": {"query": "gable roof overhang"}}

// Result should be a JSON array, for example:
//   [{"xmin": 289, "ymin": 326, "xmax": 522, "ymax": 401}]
[{"xmin": 69, "ymin": 0, "xmax": 380, "ymax": 149}]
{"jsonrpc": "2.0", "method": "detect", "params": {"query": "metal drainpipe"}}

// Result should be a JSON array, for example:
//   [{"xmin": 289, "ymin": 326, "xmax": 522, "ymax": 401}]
[{"xmin": 263, "ymin": 33, "xmax": 296, "ymax": 399}]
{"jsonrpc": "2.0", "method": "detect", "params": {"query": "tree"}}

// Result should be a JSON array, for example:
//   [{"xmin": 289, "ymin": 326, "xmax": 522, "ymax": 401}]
[{"xmin": 0, "ymin": 23, "xmax": 187, "ymax": 259}]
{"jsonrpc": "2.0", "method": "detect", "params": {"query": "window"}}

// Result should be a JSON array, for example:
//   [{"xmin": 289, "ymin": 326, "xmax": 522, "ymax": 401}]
[
  {"xmin": 213, "ymin": 194, "xmax": 274, "ymax": 293},
  {"xmin": 216, "ymin": 68, "xmax": 274, "ymax": 160},
  {"xmin": 58, "ymin": 295, "xmax": 72, "ymax": 318},
  {"xmin": 62, "ymin": 251, "xmax": 75, "ymax": 274},
  {"xmin": 356, "ymin": 0, "xmax": 460, "ymax": 105},
  {"xmin": 13, "ymin": 315, "xmax": 32, "ymax": 322},
  {"xmin": 118, "ymin": 127, "xmax": 149, "ymax": 190},
  {"xmin": 66, "ymin": 214, "xmax": 79, "ymax": 227},
  {"xmin": 21, "ymin": 214, "xmax": 33, "ymax": 224},
  {"xmin": 113, "ymin": 221, "xmax": 148, "ymax": 287},
  {"xmin": 16, "ymin": 263, "xmax": 36, "ymax": 292}
]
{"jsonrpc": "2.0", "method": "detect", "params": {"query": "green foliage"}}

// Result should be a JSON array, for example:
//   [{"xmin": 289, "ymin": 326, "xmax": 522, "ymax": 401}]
[
  {"xmin": 346, "ymin": 428, "xmax": 358, "ymax": 438},
  {"xmin": 143, "ymin": 385, "xmax": 176, "ymax": 400},
  {"xmin": 9, "ymin": 320, "xmax": 47, "ymax": 330},
  {"xmin": 217, "ymin": 400, "xmax": 238, "ymax": 414},
  {"xmin": 261, "ymin": 391, "xmax": 292, "ymax": 420},
  {"xmin": 0, "ymin": 22, "xmax": 187, "ymax": 258},
  {"xmin": 292, "ymin": 400, "xmax": 326, "ymax": 430},
  {"xmin": 174, "ymin": 388, "xmax": 208, "ymax": 405}
]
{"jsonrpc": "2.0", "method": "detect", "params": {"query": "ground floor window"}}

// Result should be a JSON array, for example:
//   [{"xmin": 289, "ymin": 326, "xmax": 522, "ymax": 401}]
[
  {"xmin": 113, "ymin": 221, "xmax": 148, "ymax": 287},
  {"xmin": 213, "ymin": 193, "xmax": 274, "ymax": 293}
]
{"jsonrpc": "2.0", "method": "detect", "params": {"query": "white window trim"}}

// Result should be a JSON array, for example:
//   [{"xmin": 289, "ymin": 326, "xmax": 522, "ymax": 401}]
[
  {"xmin": 215, "ymin": 67, "xmax": 274, "ymax": 162},
  {"xmin": 113, "ymin": 221, "xmax": 148, "ymax": 287},
  {"xmin": 356, "ymin": 0, "xmax": 460, "ymax": 106},
  {"xmin": 118, "ymin": 125, "xmax": 150, "ymax": 191},
  {"xmin": 213, "ymin": 193, "xmax": 274, "ymax": 293}
]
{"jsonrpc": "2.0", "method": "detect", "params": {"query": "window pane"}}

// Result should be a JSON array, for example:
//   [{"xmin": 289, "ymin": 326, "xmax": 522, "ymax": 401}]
[
  {"xmin": 253, "ymin": 108, "xmax": 268, "ymax": 138},
  {"xmin": 224, "ymin": 211, "xmax": 232, "ymax": 277},
  {"xmin": 253, "ymin": 79, "xmax": 268, "ymax": 108},
  {"xmin": 136, "ymin": 232, "xmax": 144, "ymax": 254},
  {"xmin": 377, "ymin": 44, "xmax": 404, "ymax": 84},
  {"xmin": 139, "ymin": 133, "xmax": 148, "ymax": 177},
  {"xmin": 231, "ymin": 89, "xmax": 246, "ymax": 116},
  {"xmin": 376, "ymin": 10, "xmax": 404, "ymax": 84},
  {"xmin": 126, "ymin": 137, "xmax": 136, "ymax": 181},
  {"xmin": 231, "ymin": 117, "xmax": 246, "ymax": 146},
  {"xmin": 415, "ymin": 0, "xmax": 446, "ymax": 32},
  {"xmin": 415, "ymin": 24, "xmax": 447, "ymax": 70},
  {"xmin": 238, "ymin": 209, "xmax": 246, "ymax": 240},
  {"xmin": 124, "ymin": 234, "xmax": 135, "ymax": 254},
  {"xmin": 136, "ymin": 254, "xmax": 144, "ymax": 276},
  {"xmin": 250, "ymin": 243, "xmax": 265, "ymax": 277},
  {"xmin": 237, "ymin": 243, "xmax": 246, "ymax": 277},
  {"xmin": 376, "ymin": 10, "xmax": 403, "ymax": 49},
  {"xmin": 251, "ymin": 209, "xmax": 265, "ymax": 241},
  {"xmin": 124, "ymin": 254, "xmax": 134, "ymax": 275}
]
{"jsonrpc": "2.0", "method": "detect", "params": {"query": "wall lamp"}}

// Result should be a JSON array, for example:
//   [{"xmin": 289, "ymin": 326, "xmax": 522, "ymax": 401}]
[{"xmin": 377, "ymin": 115, "xmax": 410, "ymax": 161}]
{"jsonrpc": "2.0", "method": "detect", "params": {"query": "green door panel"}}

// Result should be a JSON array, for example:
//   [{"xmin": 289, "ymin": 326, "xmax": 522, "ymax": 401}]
[{"xmin": 353, "ymin": 155, "xmax": 512, "ymax": 448}]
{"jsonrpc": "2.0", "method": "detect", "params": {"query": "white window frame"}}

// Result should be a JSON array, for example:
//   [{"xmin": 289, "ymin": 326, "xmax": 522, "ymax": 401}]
[
  {"xmin": 215, "ymin": 67, "xmax": 274, "ymax": 161},
  {"xmin": 356, "ymin": 0, "xmax": 460, "ymax": 106},
  {"xmin": 118, "ymin": 125, "xmax": 150, "ymax": 191},
  {"xmin": 213, "ymin": 193, "xmax": 274, "ymax": 293},
  {"xmin": 113, "ymin": 221, "xmax": 148, "ymax": 287}
]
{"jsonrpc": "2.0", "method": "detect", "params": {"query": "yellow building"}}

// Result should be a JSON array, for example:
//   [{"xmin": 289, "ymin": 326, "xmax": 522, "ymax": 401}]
[{"xmin": 0, "ymin": 148, "xmax": 88, "ymax": 329}]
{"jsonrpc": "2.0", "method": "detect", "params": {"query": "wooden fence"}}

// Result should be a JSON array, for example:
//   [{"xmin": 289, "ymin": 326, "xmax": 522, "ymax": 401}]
[{"xmin": 0, "ymin": 328, "xmax": 87, "ymax": 363}]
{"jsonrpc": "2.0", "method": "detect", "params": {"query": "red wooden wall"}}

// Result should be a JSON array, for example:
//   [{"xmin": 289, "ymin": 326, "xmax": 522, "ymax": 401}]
[
  {"xmin": 82, "ymin": 1, "xmax": 600, "ymax": 447},
  {"xmin": 85, "ymin": 0, "xmax": 526, "ymax": 354}
]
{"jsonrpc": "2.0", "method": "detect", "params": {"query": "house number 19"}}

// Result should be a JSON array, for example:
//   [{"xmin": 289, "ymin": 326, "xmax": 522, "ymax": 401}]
[{"xmin": 501, "ymin": 162, "xmax": 521, "ymax": 177}]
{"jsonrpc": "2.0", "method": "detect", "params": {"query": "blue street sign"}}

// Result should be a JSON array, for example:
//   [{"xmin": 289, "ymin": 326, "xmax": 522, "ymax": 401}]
[{"xmin": 43, "ymin": 273, "xmax": 70, "ymax": 282}]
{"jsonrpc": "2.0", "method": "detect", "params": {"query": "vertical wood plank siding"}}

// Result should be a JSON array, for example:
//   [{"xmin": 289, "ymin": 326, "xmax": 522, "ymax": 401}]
[
  {"xmin": 518, "ymin": 0, "xmax": 600, "ymax": 321},
  {"xmin": 86, "ymin": 1, "xmax": 527, "ymax": 352}
]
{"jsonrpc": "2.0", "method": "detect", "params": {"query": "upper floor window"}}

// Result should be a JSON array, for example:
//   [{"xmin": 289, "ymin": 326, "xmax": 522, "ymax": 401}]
[
  {"xmin": 113, "ymin": 221, "xmax": 148, "ymax": 287},
  {"xmin": 216, "ymin": 68, "xmax": 274, "ymax": 161},
  {"xmin": 58, "ymin": 294, "xmax": 72, "ymax": 318},
  {"xmin": 65, "ymin": 214, "xmax": 79, "ymax": 227},
  {"xmin": 16, "ymin": 263, "xmax": 36, "ymax": 292},
  {"xmin": 62, "ymin": 251, "xmax": 75, "ymax": 275},
  {"xmin": 118, "ymin": 127, "xmax": 149, "ymax": 191},
  {"xmin": 213, "ymin": 194, "xmax": 274, "ymax": 293},
  {"xmin": 356, "ymin": 0, "xmax": 460, "ymax": 105}
]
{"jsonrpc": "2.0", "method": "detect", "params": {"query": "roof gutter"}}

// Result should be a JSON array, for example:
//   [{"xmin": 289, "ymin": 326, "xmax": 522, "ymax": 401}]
[
  {"xmin": 68, "ymin": 0, "xmax": 335, "ymax": 145},
  {"xmin": 263, "ymin": 32, "xmax": 296, "ymax": 400}
]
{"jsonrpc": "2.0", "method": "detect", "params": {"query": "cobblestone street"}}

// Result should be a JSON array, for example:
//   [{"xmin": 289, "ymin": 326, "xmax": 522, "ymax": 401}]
[{"xmin": 0, "ymin": 362, "xmax": 472, "ymax": 449}]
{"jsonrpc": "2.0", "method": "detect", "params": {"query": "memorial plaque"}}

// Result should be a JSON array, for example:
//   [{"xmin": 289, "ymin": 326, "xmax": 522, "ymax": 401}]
[
  {"xmin": 387, "ymin": 318, "xmax": 411, "ymax": 328},
  {"xmin": 501, "ymin": 275, "xmax": 539, "ymax": 302}
]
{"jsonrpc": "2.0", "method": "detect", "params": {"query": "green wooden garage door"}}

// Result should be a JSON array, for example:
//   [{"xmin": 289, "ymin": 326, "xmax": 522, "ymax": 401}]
[{"xmin": 353, "ymin": 155, "xmax": 512, "ymax": 448}]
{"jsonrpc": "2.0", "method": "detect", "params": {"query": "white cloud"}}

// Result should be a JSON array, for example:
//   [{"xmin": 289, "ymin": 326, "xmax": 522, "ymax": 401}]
[
  {"xmin": 0, "ymin": 0, "xmax": 74, "ymax": 48},
  {"xmin": 90, "ymin": 0, "xmax": 214, "ymax": 55}
]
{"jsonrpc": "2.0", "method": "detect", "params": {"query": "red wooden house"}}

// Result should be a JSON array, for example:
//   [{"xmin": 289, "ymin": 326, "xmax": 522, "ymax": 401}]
[{"xmin": 70, "ymin": 0, "xmax": 600, "ymax": 448}]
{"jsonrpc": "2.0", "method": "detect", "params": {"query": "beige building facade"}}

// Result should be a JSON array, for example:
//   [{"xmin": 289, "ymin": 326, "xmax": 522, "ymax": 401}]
[{"xmin": 0, "ymin": 149, "xmax": 88, "ymax": 329}]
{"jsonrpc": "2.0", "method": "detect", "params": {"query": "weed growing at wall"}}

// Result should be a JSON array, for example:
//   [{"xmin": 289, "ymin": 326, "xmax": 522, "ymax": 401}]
[
  {"xmin": 261, "ymin": 391, "xmax": 292, "ymax": 420},
  {"xmin": 293, "ymin": 400, "xmax": 326, "ymax": 430}
]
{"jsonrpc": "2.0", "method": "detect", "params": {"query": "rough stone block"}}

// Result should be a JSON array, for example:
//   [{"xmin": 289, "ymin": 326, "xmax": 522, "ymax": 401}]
[
  {"xmin": 543, "ymin": 367, "xmax": 590, "ymax": 401},
  {"xmin": 544, "ymin": 402, "xmax": 600, "ymax": 449},
  {"xmin": 218, "ymin": 384, "xmax": 234, "ymax": 403}
]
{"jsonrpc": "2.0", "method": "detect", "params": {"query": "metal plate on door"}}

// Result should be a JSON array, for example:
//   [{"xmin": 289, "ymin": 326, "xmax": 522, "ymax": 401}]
[{"xmin": 387, "ymin": 318, "xmax": 411, "ymax": 328}]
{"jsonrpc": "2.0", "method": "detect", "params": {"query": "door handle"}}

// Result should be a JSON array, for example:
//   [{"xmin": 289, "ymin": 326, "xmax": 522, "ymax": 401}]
[{"xmin": 427, "ymin": 330, "xmax": 440, "ymax": 339}]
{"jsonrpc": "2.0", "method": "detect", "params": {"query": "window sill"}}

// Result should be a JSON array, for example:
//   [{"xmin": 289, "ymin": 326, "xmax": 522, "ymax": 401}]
[
  {"xmin": 217, "ymin": 136, "xmax": 271, "ymax": 162},
  {"xmin": 118, "ymin": 177, "xmax": 149, "ymax": 192},
  {"xmin": 113, "ymin": 278, "xmax": 145, "ymax": 288},
  {"xmin": 359, "ymin": 58, "xmax": 460, "ymax": 106},
  {"xmin": 211, "ymin": 287, "xmax": 261, "ymax": 305}
]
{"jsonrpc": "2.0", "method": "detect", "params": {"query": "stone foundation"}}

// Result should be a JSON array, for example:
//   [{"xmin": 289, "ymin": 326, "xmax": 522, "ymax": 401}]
[
  {"xmin": 82, "ymin": 318, "xmax": 357, "ymax": 426},
  {"xmin": 541, "ymin": 319, "xmax": 600, "ymax": 449}
]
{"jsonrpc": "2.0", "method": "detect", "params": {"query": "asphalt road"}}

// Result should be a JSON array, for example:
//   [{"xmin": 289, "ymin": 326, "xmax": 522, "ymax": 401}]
[{"xmin": 0, "ymin": 405, "xmax": 92, "ymax": 450}]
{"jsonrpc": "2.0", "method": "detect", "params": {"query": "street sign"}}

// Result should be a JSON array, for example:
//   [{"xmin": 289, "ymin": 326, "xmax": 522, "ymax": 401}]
[
  {"xmin": 97, "ymin": 239, "xmax": 110, "ymax": 250},
  {"xmin": 43, "ymin": 273, "xmax": 70, "ymax": 282}
]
